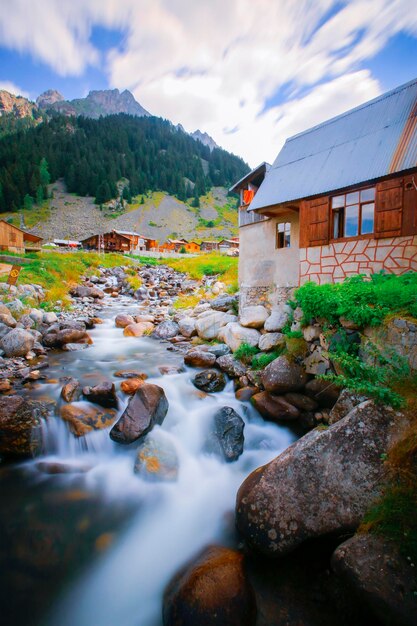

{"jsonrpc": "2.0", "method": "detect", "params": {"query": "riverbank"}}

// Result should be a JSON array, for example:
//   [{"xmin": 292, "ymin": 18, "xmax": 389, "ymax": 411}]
[{"xmin": 0, "ymin": 255, "xmax": 416, "ymax": 626}]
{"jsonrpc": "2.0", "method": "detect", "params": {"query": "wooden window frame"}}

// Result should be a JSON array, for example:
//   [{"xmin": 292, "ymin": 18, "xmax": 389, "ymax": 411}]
[
  {"xmin": 276, "ymin": 222, "xmax": 291, "ymax": 249},
  {"xmin": 331, "ymin": 186, "xmax": 376, "ymax": 240}
]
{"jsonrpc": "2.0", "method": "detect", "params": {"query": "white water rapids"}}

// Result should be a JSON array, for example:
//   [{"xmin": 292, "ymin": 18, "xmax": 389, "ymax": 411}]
[{"xmin": 22, "ymin": 297, "xmax": 295, "ymax": 626}]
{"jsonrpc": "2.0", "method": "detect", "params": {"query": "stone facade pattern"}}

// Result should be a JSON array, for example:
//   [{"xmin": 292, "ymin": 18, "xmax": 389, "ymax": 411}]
[{"xmin": 300, "ymin": 235, "xmax": 417, "ymax": 285}]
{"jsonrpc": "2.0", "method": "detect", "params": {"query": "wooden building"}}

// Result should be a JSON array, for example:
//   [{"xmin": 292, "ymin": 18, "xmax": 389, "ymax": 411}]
[
  {"xmin": 236, "ymin": 78, "xmax": 417, "ymax": 306},
  {"xmin": 0, "ymin": 220, "xmax": 42, "ymax": 253},
  {"xmin": 160, "ymin": 239, "xmax": 189, "ymax": 252},
  {"xmin": 200, "ymin": 241, "xmax": 219, "ymax": 252},
  {"xmin": 218, "ymin": 239, "xmax": 239, "ymax": 252},
  {"xmin": 185, "ymin": 241, "xmax": 201, "ymax": 253},
  {"xmin": 81, "ymin": 230, "xmax": 158, "ymax": 253}
]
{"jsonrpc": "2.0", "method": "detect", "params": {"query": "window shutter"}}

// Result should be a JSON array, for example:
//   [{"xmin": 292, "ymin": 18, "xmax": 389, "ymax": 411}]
[
  {"xmin": 375, "ymin": 178, "xmax": 403, "ymax": 239},
  {"xmin": 299, "ymin": 197, "xmax": 329, "ymax": 248},
  {"xmin": 402, "ymin": 175, "xmax": 417, "ymax": 237}
]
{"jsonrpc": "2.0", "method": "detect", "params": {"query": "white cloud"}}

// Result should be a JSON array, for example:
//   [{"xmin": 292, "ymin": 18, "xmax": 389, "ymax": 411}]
[
  {"xmin": 0, "ymin": 1, "xmax": 416, "ymax": 164},
  {"xmin": 0, "ymin": 80, "xmax": 30, "ymax": 99}
]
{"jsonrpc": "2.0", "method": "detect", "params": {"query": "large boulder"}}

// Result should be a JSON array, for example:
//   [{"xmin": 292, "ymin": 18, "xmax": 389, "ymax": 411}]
[
  {"xmin": 115, "ymin": 313, "xmax": 135, "ymax": 328},
  {"xmin": 264, "ymin": 305, "xmax": 292, "ymax": 332},
  {"xmin": 236, "ymin": 401, "xmax": 407, "ymax": 557},
  {"xmin": 163, "ymin": 546, "xmax": 256, "ymax": 626},
  {"xmin": 0, "ymin": 396, "xmax": 44, "ymax": 458},
  {"xmin": 332, "ymin": 534, "xmax": 417, "ymax": 626},
  {"xmin": 110, "ymin": 383, "xmax": 169, "ymax": 444},
  {"xmin": 70, "ymin": 285, "xmax": 105, "ymax": 299},
  {"xmin": 60, "ymin": 404, "xmax": 117, "ymax": 437},
  {"xmin": 239, "ymin": 306, "xmax": 269, "ymax": 329},
  {"xmin": 219, "ymin": 323, "xmax": 260, "ymax": 353},
  {"xmin": 216, "ymin": 354, "xmax": 247, "ymax": 378},
  {"xmin": 184, "ymin": 350, "xmax": 216, "ymax": 368},
  {"xmin": 304, "ymin": 378, "xmax": 340, "ymax": 408},
  {"xmin": 178, "ymin": 317, "xmax": 197, "ymax": 338},
  {"xmin": 155, "ymin": 320, "xmax": 180, "ymax": 339},
  {"xmin": 134, "ymin": 435, "xmax": 179, "ymax": 482},
  {"xmin": 193, "ymin": 370, "xmax": 226, "ymax": 393},
  {"xmin": 195, "ymin": 311, "xmax": 236, "ymax": 341},
  {"xmin": 210, "ymin": 294, "xmax": 238, "ymax": 312},
  {"xmin": 56, "ymin": 328, "xmax": 89, "ymax": 345},
  {"xmin": 0, "ymin": 328, "xmax": 35, "ymax": 357},
  {"xmin": 82, "ymin": 382, "xmax": 118, "ymax": 408},
  {"xmin": 214, "ymin": 407, "xmax": 245, "ymax": 462},
  {"xmin": 328, "ymin": 389, "xmax": 367, "ymax": 424},
  {"xmin": 251, "ymin": 392, "xmax": 300, "ymax": 422},
  {"xmin": 261, "ymin": 355, "xmax": 307, "ymax": 394},
  {"xmin": 123, "ymin": 322, "xmax": 154, "ymax": 337},
  {"xmin": 258, "ymin": 332, "xmax": 285, "ymax": 352},
  {"xmin": 61, "ymin": 378, "xmax": 81, "ymax": 402}
]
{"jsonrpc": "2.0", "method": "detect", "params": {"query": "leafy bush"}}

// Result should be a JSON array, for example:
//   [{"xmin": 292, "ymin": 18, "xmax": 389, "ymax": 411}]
[
  {"xmin": 320, "ymin": 345, "xmax": 410, "ymax": 409},
  {"xmin": 251, "ymin": 350, "xmax": 283, "ymax": 370},
  {"xmin": 295, "ymin": 272, "xmax": 417, "ymax": 328},
  {"xmin": 234, "ymin": 342, "xmax": 259, "ymax": 364}
]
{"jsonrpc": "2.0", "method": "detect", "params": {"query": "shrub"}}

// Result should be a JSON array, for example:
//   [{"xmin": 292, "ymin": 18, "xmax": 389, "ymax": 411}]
[
  {"xmin": 234, "ymin": 342, "xmax": 259, "ymax": 364},
  {"xmin": 251, "ymin": 350, "xmax": 283, "ymax": 370}
]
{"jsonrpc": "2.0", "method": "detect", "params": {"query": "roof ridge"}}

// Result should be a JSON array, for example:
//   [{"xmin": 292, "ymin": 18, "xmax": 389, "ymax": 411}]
[{"xmin": 286, "ymin": 77, "xmax": 417, "ymax": 144}]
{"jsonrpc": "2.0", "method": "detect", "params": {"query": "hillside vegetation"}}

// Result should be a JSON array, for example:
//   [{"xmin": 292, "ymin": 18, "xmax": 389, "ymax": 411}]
[{"xmin": 0, "ymin": 113, "xmax": 249, "ymax": 214}]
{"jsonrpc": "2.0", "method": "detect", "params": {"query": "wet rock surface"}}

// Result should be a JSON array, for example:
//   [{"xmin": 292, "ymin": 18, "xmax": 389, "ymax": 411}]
[
  {"xmin": 163, "ymin": 545, "xmax": 257, "ymax": 626},
  {"xmin": 214, "ymin": 406, "xmax": 245, "ymax": 462},
  {"xmin": 0, "ymin": 395, "xmax": 45, "ymax": 459},
  {"xmin": 110, "ymin": 383, "xmax": 169, "ymax": 444},
  {"xmin": 193, "ymin": 369, "xmax": 226, "ymax": 393},
  {"xmin": 236, "ymin": 401, "xmax": 408, "ymax": 557},
  {"xmin": 332, "ymin": 534, "xmax": 417, "ymax": 626}
]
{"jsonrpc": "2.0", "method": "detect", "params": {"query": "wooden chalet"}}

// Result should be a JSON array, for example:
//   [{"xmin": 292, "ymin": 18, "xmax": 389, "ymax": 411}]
[
  {"xmin": 200, "ymin": 241, "xmax": 219, "ymax": 252},
  {"xmin": 235, "ymin": 78, "xmax": 417, "ymax": 307},
  {"xmin": 0, "ymin": 220, "xmax": 42, "ymax": 253},
  {"xmin": 81, "ymin": 230, "xmax": 158, "ymax": 253},
  {"xmin": 160, "ymin": 239, "xmax": 189, "ymax": 252}
]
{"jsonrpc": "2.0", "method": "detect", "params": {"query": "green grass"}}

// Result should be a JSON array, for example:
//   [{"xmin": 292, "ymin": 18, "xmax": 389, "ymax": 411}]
[
  {"xmin": 2, "ymin": 199, "xmax": 51, "ymax": 229},
  {"xmin": 251, "ymin": 350, "xmax": 283, "ymax": 370},
  {"xmin": 3, "ymin": 251, "xmax": 133, "ymax": 309},
  {"xmin": 234, "ymin": 342, "xmax": 260, "ymax": 364},
  {"xmin": 361, "ymin": 417, "xmax": 417, "ymax": 564}
]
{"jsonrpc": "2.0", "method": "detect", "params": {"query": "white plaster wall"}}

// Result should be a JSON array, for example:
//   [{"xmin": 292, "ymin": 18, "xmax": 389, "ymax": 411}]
[{"xmin": 239, "ymin": 211, "xmax": 300, "ymax": 290}]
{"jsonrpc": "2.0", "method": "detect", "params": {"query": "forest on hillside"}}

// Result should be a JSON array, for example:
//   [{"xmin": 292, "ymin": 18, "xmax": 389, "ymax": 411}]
[{"xmin": 0, "ymin": 113, "xmax": 249, "ymax": 212}]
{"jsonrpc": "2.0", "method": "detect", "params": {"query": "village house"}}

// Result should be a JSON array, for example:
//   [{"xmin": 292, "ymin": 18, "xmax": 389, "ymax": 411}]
[
  {"xmin": 160, "ymin": 238, "xmax": 186, "ymax": 252},
  {"xmin": 218, "ymin": 239, "xmax": 240, "ymax": 255},
  {"xmin": 81, "ymin": 230, "xmax": 158, "ymax": 253},
  {"xmin": 235, "ymin": 78, "xmax": 417, "ymax": 308},
  {"xmin": 200, "ymin": 241, "xmax": 219, "ymax": 252},
  {"xmin": 0, "ymin": 220, "xmax": 42, "ymax": 254}
]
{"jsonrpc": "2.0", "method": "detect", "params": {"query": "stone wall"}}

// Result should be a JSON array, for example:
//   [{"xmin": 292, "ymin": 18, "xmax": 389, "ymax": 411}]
[
  {"xmin": 300, "ymin": 235, "xmax": 417, "ymax": 285},
  {"xmin": 364, "ymin": 317, "xmax": 417, "ymax": 371}
]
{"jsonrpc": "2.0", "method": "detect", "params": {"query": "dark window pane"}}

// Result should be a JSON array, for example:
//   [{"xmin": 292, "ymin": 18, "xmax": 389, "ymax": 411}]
[
  {"xmin": 333, "ymin": 210, "xmax": 340, "ymax": 238},
  {"xmin": 346, "ymin": 191, "xmax": 359, "ymax": 205},
  {"xmin": 345, "ymin": 205, "xmax": 359, "ymax": 237},
  {"xmin": 332, "ymin": 195, "xmax": 345, "ymax": 208},
  {"xmin": 361, "ymin": 202, "xmax": 374, "ymax": 234},
  {"xmin": 360, "ymin": 187, "xmax": 375, "ymax": 202}
]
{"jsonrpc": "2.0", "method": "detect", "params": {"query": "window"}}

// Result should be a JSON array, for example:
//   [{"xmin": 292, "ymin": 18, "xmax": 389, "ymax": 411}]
[
  {"xmin": 276, "ymin": 222, "xmax": 291, "ymax": 248},
  {"xmin": 331, "ymin": 187, "xmax": 375, "ymax": 238},
  {"xmin": 9, "ymin": 231, "xmax": 17, "ymax": 243}
]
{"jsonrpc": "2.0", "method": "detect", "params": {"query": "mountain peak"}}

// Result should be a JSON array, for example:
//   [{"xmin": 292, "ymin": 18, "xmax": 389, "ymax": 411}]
[
  {"xmin": 191, "ymin": 129, "xmax": 218, "ymax": 151},
  {"xmin": 36, "ymin": 89, "xmax": 64, "ymax": 108}
]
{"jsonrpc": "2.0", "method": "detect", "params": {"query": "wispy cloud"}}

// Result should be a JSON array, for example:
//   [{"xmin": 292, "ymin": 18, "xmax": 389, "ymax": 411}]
[
  {"xmin": 0, "ymin": 0, "xmax": 416, "ymax": 164},
  {"xmin": 0, "ymin": 80, "xmax": 30, "ymax": 98}
]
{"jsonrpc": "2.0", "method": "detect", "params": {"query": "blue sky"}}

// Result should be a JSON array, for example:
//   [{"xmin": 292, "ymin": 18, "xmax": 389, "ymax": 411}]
[{"xmin": 0, "ymin": 0, "xmax": 416, "ymax": 166}]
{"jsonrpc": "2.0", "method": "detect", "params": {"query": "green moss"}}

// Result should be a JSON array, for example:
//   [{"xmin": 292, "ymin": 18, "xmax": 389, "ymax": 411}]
[
  {"xmin": 234, "ymin": 342, "xmax": 259, "ymax": 364},
  {"xmin": 251, "ymin": 350, "xmax": 282, "ymax": 370}
]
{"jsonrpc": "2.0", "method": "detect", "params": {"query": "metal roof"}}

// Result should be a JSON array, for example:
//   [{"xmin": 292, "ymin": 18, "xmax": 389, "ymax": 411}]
[
  {"xmin": 249, "ymin": 78, "xmax": 417, "ymax": 211},
  {"xmin": 229, "ymin": 162, "xmax": 270, "ymax": 193}
]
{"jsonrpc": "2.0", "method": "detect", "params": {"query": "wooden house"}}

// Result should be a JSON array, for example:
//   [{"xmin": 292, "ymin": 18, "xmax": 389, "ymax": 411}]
[
  {"xmin": 160, "ymin": 239, "xmax": 189, "ymax": 252},
  {"xmin": 200, "ymin": 241, "xmax": 219, "ymax": 252},
  {"xmin": 236, "ymin": 78, "xmax": 417, "ymax": 307},
  {"xmin": 218, "ymin": 239, "xmax": 239, "ymax": 253},
  {"xmin": 81, "ymin": 230, "xmax": 157, "ymax": 253},
  {"xmin": 185, "ymin": 241, "xmax": 201, "ymax": 253},
  {"xmin": 0, "ymin": 220, "xmax": 42, "ymax": 253}
]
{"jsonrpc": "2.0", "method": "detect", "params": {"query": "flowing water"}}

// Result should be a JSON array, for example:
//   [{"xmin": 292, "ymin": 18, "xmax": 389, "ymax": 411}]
[{"xmin": 1, "ymin": 296, "xmax": 296, "ymax": 626}]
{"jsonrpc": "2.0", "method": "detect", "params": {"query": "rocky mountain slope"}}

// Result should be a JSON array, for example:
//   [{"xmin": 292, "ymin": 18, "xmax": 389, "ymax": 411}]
[
  {"xmin": 0, "ymin": 90, "xmax": 38, "ymax": 118},
  {"xmin": 36, "ymin": 88, "xmax": 150, "ymax": 118},
  {"xmin": 25, "ymin": 180, "xmax": 238, "ymax": 243}
]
